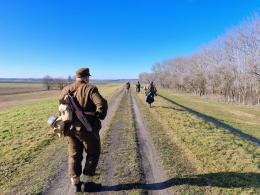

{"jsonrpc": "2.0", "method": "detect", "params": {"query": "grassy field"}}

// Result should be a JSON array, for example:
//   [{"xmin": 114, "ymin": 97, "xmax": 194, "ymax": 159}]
[
  {"xmin": 136, "ymin": 89, "xmax": 260, "ymax": 194},
  {"xmin": 0, "ymin": 82, "xmax": 46, "ymax": 95},
  {"xmin": 159, "ymin": 88, "xmax": 260, "ymax": 139},
  {"xmin": 0, "ymin": 83, "xmax": 122, "ymax": 194},
  {"xmin": 2, "ymin": 83, "xmax": 259, "ymax": 194},
  {"xmin": 0, "ymin": 82, "xmax": 124, "ymax": 111}
]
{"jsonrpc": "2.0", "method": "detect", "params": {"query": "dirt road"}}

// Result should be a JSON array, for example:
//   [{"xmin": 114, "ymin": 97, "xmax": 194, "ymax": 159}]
[
  {"xmin": 131, "ymin": 92, "xmax": 174, "ymax": 195},
  {"xmin": 43, "ymin": 89, "xmax": 124, "ymax": 195},
  {"xmin": 96, "ymin": 90, "xmax": 144, "ymax": 194},
  {"xmin": 43, "ymin": 89, "xmax": 173, "ymax": 194}
]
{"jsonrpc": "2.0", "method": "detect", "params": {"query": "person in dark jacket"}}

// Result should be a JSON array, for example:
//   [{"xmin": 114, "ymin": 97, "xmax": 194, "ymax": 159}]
[
  {"xmin": 125, "ymin": 81, "xmax": 130, "ymax": 92},
  {"xmin": 136, "ymin": 81, "xmax": 141, "ymax": 93},
  {"xmin": 146, "ymin": 81, "xmax": 157, "ymax": 107}
]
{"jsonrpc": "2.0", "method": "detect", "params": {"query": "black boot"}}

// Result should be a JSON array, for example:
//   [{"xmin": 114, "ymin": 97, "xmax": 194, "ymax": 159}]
[
  {"xmin": 74, "ymin": 182, "xmax": 82, "ymax": 193},
  {"xmin": 83, "ymin": 182, "xmax": 102, "ymax": 192}
]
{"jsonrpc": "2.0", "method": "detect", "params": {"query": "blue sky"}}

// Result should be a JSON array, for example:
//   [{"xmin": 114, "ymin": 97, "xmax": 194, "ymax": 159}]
[{"xmin": 0, "ymin": 0, "xmax": 260, "ymax": 79}]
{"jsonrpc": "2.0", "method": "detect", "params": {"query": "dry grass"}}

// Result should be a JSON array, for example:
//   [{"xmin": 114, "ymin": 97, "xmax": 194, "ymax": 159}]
[
  {"xmin": 0, "ymin": 82, "xmax": 122, "ymax": 111},
  {"xmin": 159, "ymin": 89, "xmax": 260, "ymax": 138},
  {"xmin": 0, "ymin": 82, "xmax": 46, "ymax": 95},
  {"xmin": 136, "ymin": 90, "xmax": 260, "ymax": 194},
  {"xmin": 0, "ymin": 83, "xmax": 122, "ymax": 194},
  {"xmin": 0, "ymin": 90, "xmax": 60, "ymax": 111}
]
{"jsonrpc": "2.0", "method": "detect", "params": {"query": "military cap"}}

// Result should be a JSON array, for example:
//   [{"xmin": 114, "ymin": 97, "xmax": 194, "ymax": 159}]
[{"xmin": 76, "ymin": 68, "xmax": 91, "ymax": 78}]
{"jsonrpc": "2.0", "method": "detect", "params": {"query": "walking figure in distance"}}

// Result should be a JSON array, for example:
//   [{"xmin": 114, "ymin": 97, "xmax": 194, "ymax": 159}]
[
  {"xmin": 136, "ymin": 81, "xmax": 141, "ymax": 93},
  {"xmin": 146, "ymin": 81, "xmax": 157, "ymax": 107},
  {"xmin": 125, "ymin": 81, "xmax": 130, "ymax": 93}
]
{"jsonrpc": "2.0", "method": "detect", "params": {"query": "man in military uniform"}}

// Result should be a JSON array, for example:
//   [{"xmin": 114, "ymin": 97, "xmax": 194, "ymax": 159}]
[{"xmin": 59, "ymin": 68, "xmax": 108, "ymax": 192}]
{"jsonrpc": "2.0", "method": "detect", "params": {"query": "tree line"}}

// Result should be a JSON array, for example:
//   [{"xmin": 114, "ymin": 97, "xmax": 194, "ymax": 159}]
[
  {"xmin": 139, "ymin": 16, "xmax": 260, "ymax": 105},
  {"xmin": 42, "ymin": 75, "xmax": 73, "ymax": 90}
]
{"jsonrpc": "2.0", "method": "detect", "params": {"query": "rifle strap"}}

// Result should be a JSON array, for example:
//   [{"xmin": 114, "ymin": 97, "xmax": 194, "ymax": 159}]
[{"xmin": 84, "ymin": 111, "xmax": 96, "ymax": 116}]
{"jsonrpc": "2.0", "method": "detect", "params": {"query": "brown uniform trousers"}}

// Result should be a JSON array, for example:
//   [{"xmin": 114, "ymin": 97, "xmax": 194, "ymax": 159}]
[{"xmin": 59, "ymin": 80, "xmax": 108, "ymax": 178}]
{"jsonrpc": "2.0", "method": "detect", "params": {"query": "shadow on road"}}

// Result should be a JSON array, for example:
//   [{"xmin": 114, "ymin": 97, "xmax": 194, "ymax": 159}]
[
  {"xmin": 98, "ymin": 172, "xmax": 260, "ymax": 192},
  {"xmin": 158, "ymin": 94, "xmax": 260, "ymax": 146}
]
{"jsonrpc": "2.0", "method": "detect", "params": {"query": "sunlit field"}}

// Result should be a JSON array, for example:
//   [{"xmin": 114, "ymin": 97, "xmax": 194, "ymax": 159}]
[
  {"xmin": 0, "ymin": 83, "xmax": 122, "ymax": 194},
  {"xmin": 136, "ymin": 89, "xmax": 260, "ymax": 194},
  {"xmin": 159, "ymin": 88, "xmax": 260, "ymax": 139},
  {"xmin": 0, "ymin": 82, "xmax": 46, "ymax": 95}
]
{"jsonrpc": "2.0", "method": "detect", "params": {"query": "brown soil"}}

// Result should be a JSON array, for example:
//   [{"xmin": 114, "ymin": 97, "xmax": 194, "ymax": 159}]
[
  {"xmin": 0, "ymin": 83, "xmax": 46, "ymax": 95},
  {"xmin": 0, "ymin": 90, "xmax": 60, "ymax": 111}
]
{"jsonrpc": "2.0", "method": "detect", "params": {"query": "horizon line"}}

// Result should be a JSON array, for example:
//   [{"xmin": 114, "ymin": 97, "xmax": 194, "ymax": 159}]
[{"xmin": 0, "ymin": 77, "xmax": 138, "ymax": 80}]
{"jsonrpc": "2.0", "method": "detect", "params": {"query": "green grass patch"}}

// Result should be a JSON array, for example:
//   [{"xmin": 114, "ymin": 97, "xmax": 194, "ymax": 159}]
[
  {"xmin": 159, "ymin": 89, "xmax": 260, "ymax": 139},
  {"xmin": 0, "ymin": 98, "xmax": 63, "ymax": 194},
  {"xmin": 0, "ymin": 83, "xmax": 122, "ymax": 194},
  {"xmin": 136, "ymin": 91, "xmax": 260, "ymax": 194}
]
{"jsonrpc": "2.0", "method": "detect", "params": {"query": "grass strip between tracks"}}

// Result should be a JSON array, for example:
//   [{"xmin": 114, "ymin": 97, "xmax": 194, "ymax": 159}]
[{"xmin": 96, "ymin": 91, "xmax": 145, "ymax": 195}]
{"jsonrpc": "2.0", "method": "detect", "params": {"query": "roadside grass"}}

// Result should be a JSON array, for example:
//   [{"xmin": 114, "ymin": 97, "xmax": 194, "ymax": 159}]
[
  {"xmin": 136, "ymin": 90, "xmax": 260, "ymax": 194},
  {"xmin": 96, "ymin": 91, "xmax": 144, "ymax": 194},
  {"xmin": 96, "ymin": 83, "xmax": 123, "ymax": 103},
  {"xmin": 135, "ymin": 92, "xmax": 206, "ymax": 194},
  {"xmin": 0, "ymin": 98, "xmax": 63, "ymax": 194},
  {"xmin": 0, "ymin": 83, "xmax": 122, "ymax": 194},
  {"xmin": 159, "ymin": 88, "xmax": 260, "ymax": 139}
]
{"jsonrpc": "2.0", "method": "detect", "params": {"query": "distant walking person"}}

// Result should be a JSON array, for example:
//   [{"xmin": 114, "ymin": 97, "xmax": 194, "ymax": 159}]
[
  {"xmin": 59, "ymin": 68, "xmax": 108, "ymax": 192},
  {"xmin": 136, "ymin": 81, "xmax": 141, "ymax": 93},
  {"xmin": 126, "ymin": 81, "xmax": 130, "ymax": 93},
  {"xmin": 144, "ymin": 84, "xmax": 148, "ymax": 95},
  {"xmin": 146, "ymin": 81, "xmax": 157, "ymax": 107}
]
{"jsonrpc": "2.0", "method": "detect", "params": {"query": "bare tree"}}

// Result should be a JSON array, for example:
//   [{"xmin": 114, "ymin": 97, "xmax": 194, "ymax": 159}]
[
  {"xmin": 54, "ymin": 78, "xmax": 67, "ymax": 90},
  {"xmin": 42, "ymin": 75, "xmax": 53, "ymax": 90},
  {"xmin": 139, "ymin": 15, "xmax": 260, "ymax": 105}
]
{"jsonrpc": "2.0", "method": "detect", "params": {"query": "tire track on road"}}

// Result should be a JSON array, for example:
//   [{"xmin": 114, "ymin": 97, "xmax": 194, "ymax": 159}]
[
  {"xmin": 131, "ymin": 92, "xmax": 174, "ymax": 195},
  {"xmin": 96, "ymin": 90, "xmax": 145, "ymax": 194}
]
